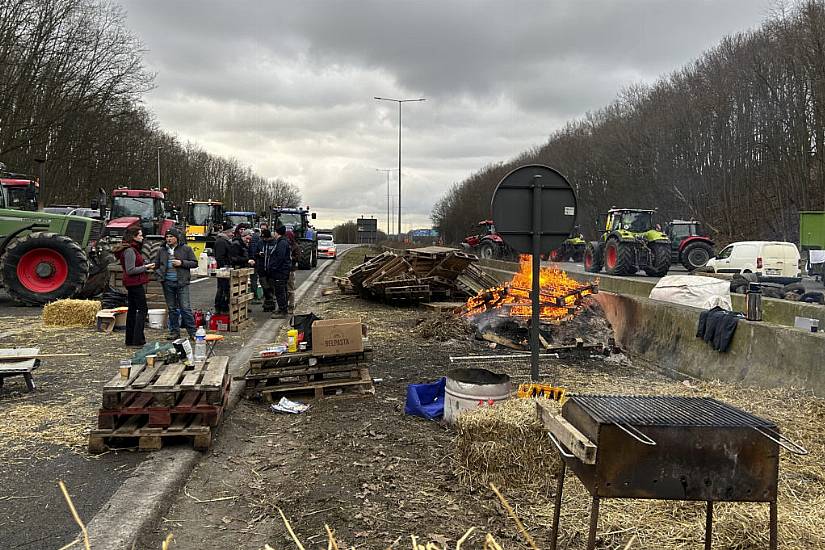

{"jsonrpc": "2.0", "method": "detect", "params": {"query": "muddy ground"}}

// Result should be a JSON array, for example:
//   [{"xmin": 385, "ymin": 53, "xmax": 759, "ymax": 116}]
[{"xmin": 135, "ymin": 252, "xmax": 824, "ymax": 550}]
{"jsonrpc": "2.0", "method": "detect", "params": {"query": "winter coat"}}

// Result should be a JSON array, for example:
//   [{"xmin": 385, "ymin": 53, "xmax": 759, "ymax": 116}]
[
  {"xmin": 257, "ymin": 237, "xmax": 291, "ymax": 280},
  {"xmin": 214, "ymin": 233, "xmax": 232, "ymax": 268},
  {"xmin": 228, "ymin": 236, "xmax": 249, "ymax": 267},
  {"xmin": 155, "ymin": 243, "xmax": 197, "ymax": 285},
  {"xmin": 115, "ymin": 241, "xmax": 149, "ymax": 287}
]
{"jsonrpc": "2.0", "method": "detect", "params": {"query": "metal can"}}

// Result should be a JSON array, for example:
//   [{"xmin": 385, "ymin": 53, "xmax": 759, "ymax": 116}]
[{"xmin": 299, "ymin": 342, "xmax": 308, "ymax": 352}]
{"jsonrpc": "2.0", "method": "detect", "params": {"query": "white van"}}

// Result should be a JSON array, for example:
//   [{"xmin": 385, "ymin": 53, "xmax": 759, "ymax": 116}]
[{"xmin": 705, "ymin": 241, "xmax": 800, "ymax": 277}]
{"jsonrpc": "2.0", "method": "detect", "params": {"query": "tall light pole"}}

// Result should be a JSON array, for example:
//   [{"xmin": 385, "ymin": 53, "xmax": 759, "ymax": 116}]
[
  {"xmin": 375, "ymin": 168, "xmax": 396, "ymax": 236},
  {"xmin": 156, "ymin": 147, "xmax": 162, "ymax": 188},
  {"xmin": 374, "ymin": 96, "xmax": 426, "ymax": 236}
]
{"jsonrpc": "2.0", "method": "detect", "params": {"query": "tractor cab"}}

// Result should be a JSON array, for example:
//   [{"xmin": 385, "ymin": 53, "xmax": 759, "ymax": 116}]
[
  {"xmin": 224, "ymin": 211, "xmax": 257, "ymax": 230},
  {"xmin": 584, "ymin": 208, "xmax": 671, "ymax": 277},
  {"xmin": 664, "ymin": 219, "xmax": 715, "ymax": 270},
  {"xmin": 185, "ymin": 200, "xmax": 224, "ymax": 257},
  {"xmin": 109, "ymin": 188, "xmax": 171, "ymax": 237},
  {"xmin": 270, "ymin": 206, "xmax": 318, "ymax": 269},
  {"xmin": 0, "ymin": 167, "xmax": 39, "ymax": 211},
  {"xmin": 605, "ymin": 209, "xmax": 656, "ymax": 234}
]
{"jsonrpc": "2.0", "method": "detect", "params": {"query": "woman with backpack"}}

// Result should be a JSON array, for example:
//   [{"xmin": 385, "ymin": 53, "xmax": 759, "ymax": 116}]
[{"xmin": 113, "ymin": 225, "xmax": 155, "ymax": 347}]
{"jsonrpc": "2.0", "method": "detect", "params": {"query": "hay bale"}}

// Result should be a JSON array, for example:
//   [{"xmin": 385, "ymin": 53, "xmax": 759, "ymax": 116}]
[
  {"xmin": 42, "ymin": 299, "xmax": 101, "ymax": 327},
  {"xmin": 453, "ymin": 398, "xmax": 559, "ymax": 490}
]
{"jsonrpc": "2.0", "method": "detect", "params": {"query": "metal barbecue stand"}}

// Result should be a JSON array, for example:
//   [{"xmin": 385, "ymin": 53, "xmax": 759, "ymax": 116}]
[
  {"xmin": 537, "ymin": 395, "xmax": 809, "ymax": 549},
  {"xmin": 490, "ymin": 165, "xmax": 577, "ymax": 381}
]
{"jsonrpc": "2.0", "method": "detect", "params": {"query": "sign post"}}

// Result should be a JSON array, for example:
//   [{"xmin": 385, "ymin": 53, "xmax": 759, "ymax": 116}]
[{"xmin": 490, "ymin": 165, "xmax": 577, "ymax": 381}]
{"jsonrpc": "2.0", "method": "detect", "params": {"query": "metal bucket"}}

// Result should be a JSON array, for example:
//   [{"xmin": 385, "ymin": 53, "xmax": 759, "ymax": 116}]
[{"xmin": 444, "ymin": 368, "xmax": 511, "ymax": 425}]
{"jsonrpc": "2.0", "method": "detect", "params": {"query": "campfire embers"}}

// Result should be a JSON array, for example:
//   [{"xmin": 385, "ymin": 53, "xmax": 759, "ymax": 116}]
[{"xmin": 464, "ymin": 255, "xmax": 597, "ymax": 323}]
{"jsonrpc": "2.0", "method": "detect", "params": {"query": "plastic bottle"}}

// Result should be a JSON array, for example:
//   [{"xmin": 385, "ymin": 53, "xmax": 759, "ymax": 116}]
[
  {"xmin": 194, "ymin": 327, "xmax": 207, "ymax": 366},
  {"xmin": 198, "ymin": 251, "xmax": 209, "ymax": 275},
  {"xmin": 205, "ymin": 310, "xmax": 212, "ymax": 329},
  {"xmin": 287, "ymin": 329, "xmax": 298, "ymax": 353}
]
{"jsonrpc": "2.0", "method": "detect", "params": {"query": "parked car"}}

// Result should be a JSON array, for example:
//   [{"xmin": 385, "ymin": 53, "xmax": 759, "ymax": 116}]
[
  {"xmin": 705, "ymin": 241, "xmax": 801, "ymax": 277},
  {"xmin": 68, "ymin": 208, "xmax": 102, "ymax": 219},
  {"xmin": 317, "ymin": 233, "xmax": 337, "ymax": 259}
]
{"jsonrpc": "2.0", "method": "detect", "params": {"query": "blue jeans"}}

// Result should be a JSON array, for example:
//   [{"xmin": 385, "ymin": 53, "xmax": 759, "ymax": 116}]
[{"xmin": 162, "ymin": 280, "xmax": 196, "ymax": 337}]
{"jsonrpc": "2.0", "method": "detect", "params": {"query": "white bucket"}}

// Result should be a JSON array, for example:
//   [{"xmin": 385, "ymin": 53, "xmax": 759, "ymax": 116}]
[
  {"xmin": 147, "ymin": 309, "xmax": 167, "ymax": 329},
  {"xmin": 444, "ymin": 368, "xmax": 511, "ymax": 425}
]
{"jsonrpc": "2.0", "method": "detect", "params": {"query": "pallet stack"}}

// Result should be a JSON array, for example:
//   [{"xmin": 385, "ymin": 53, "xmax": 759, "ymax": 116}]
[
  {"xmin": 108, "ymin": 265, "xmax": 165, "ymax": 308},
  {"xmin": 339, "ymin": 246, "xmax": 499, "ymax": 304},
  {"xmin": 218, "ymin": 267, "xmax": 254, "ymax": 331},
  {"xmin": 241, "ymin": 349, "xmax": 374, "ymax": 402},
  {"xmin": 88, "ymin": 356, "xmax": 230, "ymax": 453}
]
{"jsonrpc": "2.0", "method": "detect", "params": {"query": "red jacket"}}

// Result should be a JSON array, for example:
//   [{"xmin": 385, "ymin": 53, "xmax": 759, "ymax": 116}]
[{"xmin": 116, "ymin": 241, "xmax": 149, "ymax": 287}]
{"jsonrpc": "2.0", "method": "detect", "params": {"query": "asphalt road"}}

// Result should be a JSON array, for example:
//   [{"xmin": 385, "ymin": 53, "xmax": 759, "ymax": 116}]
[{"xmin": 0, "ymin": 256, "xmax": 337, "ymax": 550}]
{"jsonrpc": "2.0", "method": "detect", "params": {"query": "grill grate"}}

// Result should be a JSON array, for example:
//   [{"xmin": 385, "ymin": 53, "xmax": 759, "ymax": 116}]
[{"xmin": 567, "ymin": 394, "xmax": 776, "ymax": 428}]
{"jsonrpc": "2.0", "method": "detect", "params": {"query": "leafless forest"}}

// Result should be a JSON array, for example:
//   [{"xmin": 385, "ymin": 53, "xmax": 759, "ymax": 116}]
[
  {"xmin": 0, "ymin": 0, "xmax": 300, "ymax": 210},
  {"xmin": 433, "ymin": 1, "xmax": 825, "ymax": 245}
]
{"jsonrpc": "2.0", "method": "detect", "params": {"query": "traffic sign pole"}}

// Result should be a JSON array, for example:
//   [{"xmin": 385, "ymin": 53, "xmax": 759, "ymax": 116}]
[{"xmin": 530, "ymin": 175, "xmax": 542, "ymax": 381}]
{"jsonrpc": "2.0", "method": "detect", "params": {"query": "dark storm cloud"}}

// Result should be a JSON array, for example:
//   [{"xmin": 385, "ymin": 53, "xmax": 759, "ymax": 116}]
[{"xmin": 121, "ymin": 0, "xmax": 769, "ymax": 228}]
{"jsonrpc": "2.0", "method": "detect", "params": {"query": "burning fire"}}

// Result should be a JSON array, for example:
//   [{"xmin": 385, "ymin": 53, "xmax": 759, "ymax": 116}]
[{"xmin": 465, "ymin": 255, "xmax": 596, "ymax": 321}]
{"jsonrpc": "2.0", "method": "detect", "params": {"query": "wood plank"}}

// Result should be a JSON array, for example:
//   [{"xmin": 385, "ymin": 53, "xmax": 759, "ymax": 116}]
[
  {"xmin": 152, "ymin": 363, "xmax": 187, "ymax": 389},
  {"xmin": 104, "ymin": 363, "xmax": 147, "ymax": 390},
  {"xmin": 130, "ymin": 364, "xmax": 161, "ymax": 389},
  {"xmin": 536, "ymin": 400, "xmax": 597, "ymax": 465},
  {"xmin": 179, "ymin": 364, "xmax": 207, "ymax": 389},
  {"xmin": 0, "ymin": 347, "xmax": 39, "ymax": 358},
  {"xmin": 198, "ymin": 356, "xmax": 228, "ymax": 389}
]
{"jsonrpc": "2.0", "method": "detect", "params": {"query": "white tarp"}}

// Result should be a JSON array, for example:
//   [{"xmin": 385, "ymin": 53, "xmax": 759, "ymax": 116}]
[{"xmin": 649, "ymin": 275, "xmax": 732, "ymax": 310}]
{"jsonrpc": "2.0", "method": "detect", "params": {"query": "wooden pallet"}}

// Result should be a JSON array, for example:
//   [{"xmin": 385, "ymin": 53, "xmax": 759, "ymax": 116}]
[
  {"xmin": 88, "ymin": 416, "xmax": 214, "ymax": 453},
  {"xmin": 247, "ymin": 349, "xmax": 373, "ymax": 372},
  {"xmin": 229, "ymin": 302, "xmax": 251, "ymax": 332},
  {"xmin": 421, "ymin": 301, "xmax": 466, "ymax": 312},
  {"xmin": 108, "ymin": 265, "xmax": 165, "ymax": 307},
  {"xmin": 101, "ymin": 356, "xmax": 229, "ymax": 409},
  {"xmin": 246, "ymin": 367, "xmax": 375, "ymax": 402}
]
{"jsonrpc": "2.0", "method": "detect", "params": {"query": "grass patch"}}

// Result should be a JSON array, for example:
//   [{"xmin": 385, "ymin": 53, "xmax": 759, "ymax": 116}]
[{"xmin": 334, "ymin": 246, "xmax": 380, "ymax": 277}]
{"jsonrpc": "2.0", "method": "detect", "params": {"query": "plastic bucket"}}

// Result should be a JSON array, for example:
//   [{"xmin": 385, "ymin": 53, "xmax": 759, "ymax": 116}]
[
  {"xmin": 444, "ymin": 368, "xmax": 511, "ymax": 425},
  {"xmin": 147, "ymin": 309, "xmax": 167, "ymax": 329}
]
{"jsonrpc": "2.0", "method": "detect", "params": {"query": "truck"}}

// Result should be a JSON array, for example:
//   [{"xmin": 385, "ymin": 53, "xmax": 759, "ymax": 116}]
[
  {"xmin": 269, "ymin": 206, "xmax": 318, "ymax": 269},
  {"xmin": 104, "ymin": 187, "xmax": 178, "ymax": 262},
  {"xmin": 0, "ymin": 165, "xmax": 39, "ymax": 211},
  {"xmin": 185, "ymin": 199, "xmax": 224, "ymax": 257}
]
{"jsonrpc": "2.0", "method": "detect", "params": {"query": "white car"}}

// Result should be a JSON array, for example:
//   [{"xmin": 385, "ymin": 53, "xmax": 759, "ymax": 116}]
[
  {"xmin": 705, "ymin": 241, "xmax": 800, "ymax": 277},
  {"xmin": 317, "ymin": 234, "xmax": 337, "ymax": 259}
]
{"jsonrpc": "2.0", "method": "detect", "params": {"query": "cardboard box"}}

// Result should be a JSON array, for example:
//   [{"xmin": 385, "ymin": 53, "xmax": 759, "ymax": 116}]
[{"xmin": 312, "ymin": 318, "xmax": 364, "ymax": 355}]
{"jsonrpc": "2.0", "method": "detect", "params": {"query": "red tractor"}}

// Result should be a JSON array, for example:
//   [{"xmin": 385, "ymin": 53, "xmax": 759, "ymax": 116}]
[
  {"xmin": 461, "ymin": 220, "xmax": 514, "ymax": 260},
  {"xmin": 104, "ymin": 187, "xmax": 178, "ymax": 261},
  {"xmin": 665, "ymin": 220, "xmax": 716, "ymax": 271}
]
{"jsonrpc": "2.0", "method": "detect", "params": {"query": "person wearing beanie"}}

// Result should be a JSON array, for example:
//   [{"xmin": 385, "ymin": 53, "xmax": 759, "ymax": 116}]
[
  {"xmin": 255, "ymin": 228, "xmax": 278, "ymax": 311},
  {"xmin": 155, "ymin": 227, "xmax": 197, "ymax": 339},
  {"xmin": 264, "ymin": 225, "xmax": 291, "ymax": 316}
]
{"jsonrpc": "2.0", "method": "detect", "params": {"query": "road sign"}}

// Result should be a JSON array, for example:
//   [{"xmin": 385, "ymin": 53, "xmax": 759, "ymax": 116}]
[{"xmin": 490, "ymin": 164, "xmax": 577, "ymax": 254}]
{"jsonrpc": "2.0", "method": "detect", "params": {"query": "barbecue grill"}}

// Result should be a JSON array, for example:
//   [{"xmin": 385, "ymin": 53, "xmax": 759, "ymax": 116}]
[{"xmin": 537, "ymin": 395, "xmax": 808, "ymax": 550}]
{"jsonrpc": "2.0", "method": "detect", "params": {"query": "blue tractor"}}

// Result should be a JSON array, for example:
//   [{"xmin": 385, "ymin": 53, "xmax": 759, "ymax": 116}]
[{"xmin": 270, "ymin": 206, "xmax": 318, "ymax": 269}]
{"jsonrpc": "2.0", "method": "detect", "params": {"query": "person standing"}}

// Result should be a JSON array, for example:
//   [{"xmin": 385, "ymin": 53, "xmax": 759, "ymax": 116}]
[
  {"xmin": 114, "ymin": 226, "xmax": 155, "ymax": 347},
  {"xmin": 256, "ymin": 229, "xmax": 278, "ymax": 312},
  {"xmin": 284, "ymin": 229, "xmax": 300, "ymax": 313},
  {"xmin": 249, "ymin": 227, "xmax": 263, "ymax": 304},
  {"xmin": 213, "ymin": 225, "xmax": 232, "ymax": 314},
  {"xmin": 269, "ymin": 225, "xmax": 292, "ymax": 316},
  {"xmin": 156, "ymin": 228, "xmax": 198, "ymax": 340}
]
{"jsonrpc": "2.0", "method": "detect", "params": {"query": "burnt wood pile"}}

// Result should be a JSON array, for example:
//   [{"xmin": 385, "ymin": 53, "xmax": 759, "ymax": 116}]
[{"xmin": 337, "ymin": 247, "xmax": 499, "ymax": 303}]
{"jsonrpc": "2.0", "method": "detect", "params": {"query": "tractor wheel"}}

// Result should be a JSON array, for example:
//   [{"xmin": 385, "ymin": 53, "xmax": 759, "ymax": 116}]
[
  {"xmin": 76, "ymin": 250, "xmax": 116, "ymax": 298},
  {"xmin": 572, "ymin": 247, "xmax": 585, "ymax": 262},
  {"xmin": 681, "ymin": 242, "xmax": 714, "ymax": 271},
  {"xmin": 311, "ymin": 246, "xmax": 318, "ymax": 268},
  {"xmin": 584, "ymin": 243, "xmax": 602, "ymax": 273},
  {"xmin": 605, "ymin": 239, "xmax": 635, "ymax": 276},
  {"xmin": 644, "ymin": 243, "xmax": 671, "ymax": 277},
  {"xmin": 3, "ymin": 232, "xmax": 89, "ymax": 306},
  {"xmin": 298, "ymin": 241, "xmax": 313, "ymax": 269},
  {"xmin": 142, "ymin": 238, "xmax": 163, "ymax": 264},
  {"xmin": 477, "ymin": 241, "xmax": 497, "ymax": 260}
]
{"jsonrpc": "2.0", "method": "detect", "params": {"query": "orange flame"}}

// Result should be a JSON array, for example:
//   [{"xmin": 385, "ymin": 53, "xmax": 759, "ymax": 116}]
[{"xmin": 465, "ymin": 255, "xmax": 593, "ymax": 320}]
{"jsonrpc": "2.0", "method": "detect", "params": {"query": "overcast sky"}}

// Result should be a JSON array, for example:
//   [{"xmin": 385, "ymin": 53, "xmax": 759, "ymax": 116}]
[{"xmin": 120, "ymin": 0, "xmax": 772, "ymax": 232}]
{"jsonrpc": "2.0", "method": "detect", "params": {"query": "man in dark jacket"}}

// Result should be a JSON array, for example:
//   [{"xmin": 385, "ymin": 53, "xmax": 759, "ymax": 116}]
[
  {"xmin": 255, "ymin": 229, "xmax": 278, "ymax": 311},
  {"xmin": 266, "ymin": 225, "xmax": 292, "ymax": 316},
  {"xmin": 155, "ymin": 228, "xmax": 198, "ymax": 340},
  {"xmin": 213, "ymin": 225, "xmax": 232, "ymax": 314}
]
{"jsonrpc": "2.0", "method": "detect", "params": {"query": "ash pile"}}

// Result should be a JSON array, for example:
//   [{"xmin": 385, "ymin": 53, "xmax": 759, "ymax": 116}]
[{"xmin": 337, "ymin": 246, "xmax": 499, "ymax": 304}]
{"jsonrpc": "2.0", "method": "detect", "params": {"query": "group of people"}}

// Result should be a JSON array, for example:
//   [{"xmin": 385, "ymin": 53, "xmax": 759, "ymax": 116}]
[{"xmin": 113, "ymin": 221, "xmax": 299, "ymax": 347}]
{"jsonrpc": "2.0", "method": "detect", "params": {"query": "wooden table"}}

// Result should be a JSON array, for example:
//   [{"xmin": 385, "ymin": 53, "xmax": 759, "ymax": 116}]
[{"xmin": 0, "ymin": 347, "xmax": 40, "ymax": 391}]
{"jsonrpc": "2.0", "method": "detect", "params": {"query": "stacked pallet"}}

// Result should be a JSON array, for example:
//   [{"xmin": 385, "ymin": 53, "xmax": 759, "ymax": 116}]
[
  {"xmin": 340, "ymin": 246, "xmax": 499, "ymax": 303},
  {"xmin": 241, "ymin": 349, "xmax": 374, "ymax": 402},
  {"xmin": 88, "ymin": 356, "xmax": 230, "ymax": 452},
  {"xmin": 108, "ymin": 265, "xmax": 165, "ymax": 308},
  {"xmin": 218, "ymin": 267, "xmax": 254, "ymax": 331}
]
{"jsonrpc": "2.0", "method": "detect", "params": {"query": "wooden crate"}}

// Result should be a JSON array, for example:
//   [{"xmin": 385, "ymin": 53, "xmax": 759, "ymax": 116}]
[{"xmin": 108, "ymin": 265, "xmax": 165, "ymax": 308}]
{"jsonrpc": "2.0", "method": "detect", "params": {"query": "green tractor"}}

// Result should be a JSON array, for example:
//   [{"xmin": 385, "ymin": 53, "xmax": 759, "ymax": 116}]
[
  {"xmin": 548, "ymin": 233, "xmax": 586, "ymax": 262},
  {"xmin": 583, "ymin": 208, "xmax": 671, "ymax": 277},
  {"xmin": 270, "ymin": 206, "xmax": 318, "ymax": 269}
]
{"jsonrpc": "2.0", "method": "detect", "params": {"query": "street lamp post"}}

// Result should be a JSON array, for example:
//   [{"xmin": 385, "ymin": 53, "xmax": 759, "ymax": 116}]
[
  {"xmin": 156, "ymin": 147, "xmax": 161, "ymax": 188},
  {"xmin": 374, "ymin": 96, "xmax": 426, "ymax": 237},
  {"xmin": 375, "ymin": 168, "xmax": 396, "ymax": 236}
]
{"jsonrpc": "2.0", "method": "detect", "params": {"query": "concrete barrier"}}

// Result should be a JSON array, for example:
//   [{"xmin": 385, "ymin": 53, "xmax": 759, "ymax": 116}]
[{"xmin": 596, "ymin": 292, "xmax": 825, "ymax": 396}]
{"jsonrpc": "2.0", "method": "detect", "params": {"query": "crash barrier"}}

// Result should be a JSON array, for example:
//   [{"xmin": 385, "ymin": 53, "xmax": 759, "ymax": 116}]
[
  {"xmin": 596, "ymin": 292, "xmax": 825, "ymax": 397},
  {"xmin": 477, "ymin": 258, "xmax": 825, "ymax": 331}
]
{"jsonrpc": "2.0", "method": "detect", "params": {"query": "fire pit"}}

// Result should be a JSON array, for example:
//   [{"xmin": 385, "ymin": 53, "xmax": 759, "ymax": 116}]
[
  {"xmin": 537, "ymin": 394, "xmax": 808, "ymax": 550},
  {"xmin": 465, "ymin": 255, "xmax": 596, "ymax": 322}
]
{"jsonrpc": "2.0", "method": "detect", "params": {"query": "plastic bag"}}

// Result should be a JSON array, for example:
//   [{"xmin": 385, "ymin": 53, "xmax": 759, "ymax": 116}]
[{"xmin": 290, "ymin": 313, "xmax": 322, "ymax": 349}]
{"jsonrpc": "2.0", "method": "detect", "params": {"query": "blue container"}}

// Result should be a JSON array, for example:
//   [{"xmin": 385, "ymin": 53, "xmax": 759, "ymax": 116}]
[{"xmin": 404, "ymin": 377, "xmax": 446, "ymax": 420}]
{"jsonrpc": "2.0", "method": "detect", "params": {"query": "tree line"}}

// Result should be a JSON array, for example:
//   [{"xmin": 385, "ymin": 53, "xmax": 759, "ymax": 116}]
[
  {"xmin": 0, "ymin": 0, "xmax": 300, "ymax": 214},
  {"xmin": 433, "ymin": 1, "xmax": 825, "ymax": 247}
]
